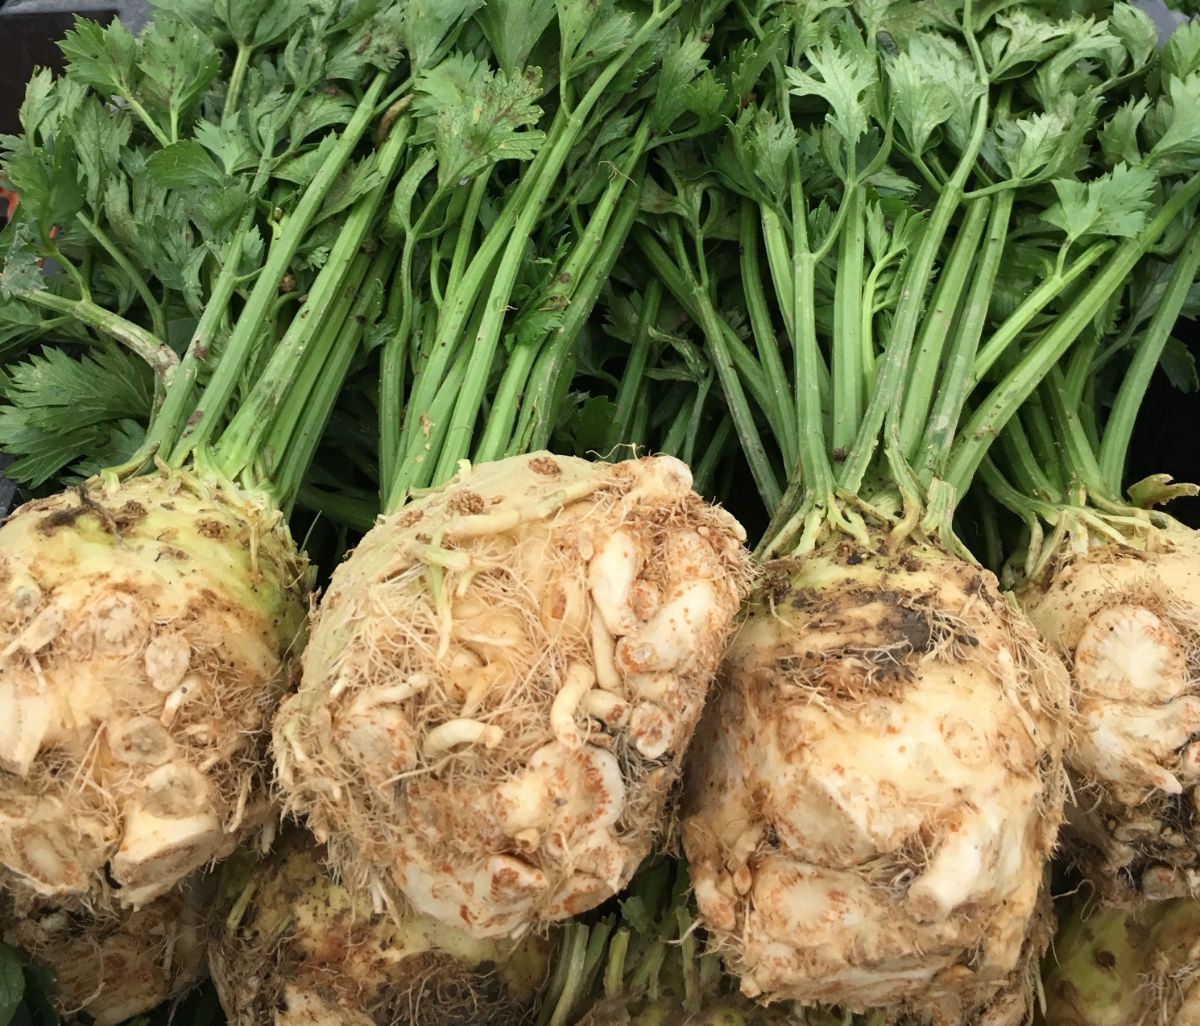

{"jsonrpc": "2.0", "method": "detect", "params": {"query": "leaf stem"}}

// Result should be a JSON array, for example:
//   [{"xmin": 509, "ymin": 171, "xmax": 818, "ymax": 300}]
[
  {"xmin": 139, "ymin": 208, "xmax": 258, "ymax": 464},
  {"xmin": 272, "ymin": 246, "xmax": 396, "ymax": 509},
  {"xmin": 970, "ymin": 241, "xmax": 1113, "ymax": 384},
  {"xmin": 1099, "ymin": 227, "xmax": 1200, "ymax": 492},
  {"xmin": 898, "ymin": 196, "xmax": 991, "ymax": 461},
  {"xmin": 837, "ymin": 61, "xmax": 990, "ymax": 496},
  {"xmin": 477, "ymin": 125, "xmax": 650, "ymax": 461},
  {"xmin": 210, "ymin": 107, "xmax": 411, "ymax": 482},
  {"xmin": 917, "ymin": 189, "xmax": 1013, "ymax": 485},
  {"xmin": 513, "ymin": 165, "xmax": 647, "ymax": 455},
  {"xmin": 76, "ymin": 211, "xmax": 166, "ymax": 341},
  {"xmin": 21, "ymin": 289, "xmax": 178, "ymax": 382},
  {"xmin": 608, "ymin": 280, "xmax": 662, "ymax": 452},
  {"xmin": 223, "ymin": 43, "xmax": 252, "ymax": 124},
  {"xmin": 739, "ymin": 200, "xmax": 795, "ymax": 468},
  {"xmin": 171, "ymin": 71, "xmax": 389, "ymax": 460},
  {"xmin": 945, "ymin": 171, "xmax": 1200, "ymax": 495},
  {"xmin": 831, "ymin": 186, "xmax": 866, "ymax": 455},
  {"xmin": 431, "ymin": 7, "xmax": 680, "ymax": 486}
]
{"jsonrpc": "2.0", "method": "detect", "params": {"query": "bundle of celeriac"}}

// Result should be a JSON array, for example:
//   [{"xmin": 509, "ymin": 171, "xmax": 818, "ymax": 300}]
[
  {"xmin": 210, "ymin": 828, "xmax": 555, "ymax": 1026},
  {"xmin": 1, "ymin": 875, "xmax": 212, "ymax": 1026},
  {"xmin": 977, "ymin": 18, "xmax": 1200, "ymax": 910},
  {"xmin": 0, "ymin": 0, "xmax": 434, "ymax": 1016},
  {"xmin": 617, "ymin": 1, "xmax": 1200, "ymax": 1022},
  {"xmin": 270, "ymin": 0, "xmax": 754, "ymax": 945}
]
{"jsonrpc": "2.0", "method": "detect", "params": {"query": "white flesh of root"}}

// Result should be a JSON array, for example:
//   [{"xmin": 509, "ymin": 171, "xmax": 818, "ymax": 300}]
[
  {"xmin": 680, "ymin": 542, "xmax": 1070, "ymax": 1024},
  {"xmin": 0, "ymin": 472, "xmax": 308, "ymax": 909},
  {"xmin": 210, "ymin": 829, "xmax": 553, "ymax": 1026},
  {"xmin": 2, "ymin": 873, "xmax": 212, "ymax": 1026},
  {"xmin": 273, "ymin": 452, "xmax": 752, "ymax": 938},
  {"xmin": 1019, "ymin": 525, "xmax": 1200, "ymax": 901}
]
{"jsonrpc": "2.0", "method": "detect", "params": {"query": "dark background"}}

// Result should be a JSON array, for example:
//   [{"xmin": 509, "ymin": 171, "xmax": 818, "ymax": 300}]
[{"xmin": 0, "ymin": 1, "xmax": 152, "ymax": 135}]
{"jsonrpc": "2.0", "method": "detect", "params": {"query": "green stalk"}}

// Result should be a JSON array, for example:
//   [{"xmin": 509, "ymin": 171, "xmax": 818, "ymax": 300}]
[
  {"xmin": 140, "ymin": 208, "xmax": 258, "ymax": 462},
  {"xmin": 792, "ymin": 246, "xmax": 835, "ymax": 497},
  {"xmin": 741, "ymin": 199, "xmax": 797, "ymax": 469},
  {"xmin": 607, "ymin": 280, "xmax": 662, "ymax": 452},
  {"xmin": 1041, "ymin": 366, "xmax": 1108, "ymax": 498},
  {"xmin": 636, "ymin": 229, "xmax": 782, "ymax": 507},
  {"xmin": 511, "ymin": 170, "xmax": 646, "ymax": 455},
  {"xmin": 444, "ymin": 173, "xmax": 490, "ymax": 305},
  {"xmin": 661, "ymin": 393, "xmax": 697, "ymax": 457},
  {"xmin": 75, "ymin": 212, "xmax": 167, "ymax": 342},
  {"xmin": 171, "ymin": 71, "xmax": 389, "ymax": 460},
  {"xmin": 544, "ymin": 925, "xmax": 591, "ymax": 1026},
  {"xmin": 261, "ymin": 247, "xmax": 373, "ymax": 493},
  {"xmin": 917, "ymin": 189, "xmax": 1013, "ymax": 485},
  {"xmin": 837, "ymin": 84, "xmax": 990, "ymax": 497},
  {"xmin": 392, "ymin": 163, "xmax": 539, "ymax": 477},
  {"xmin": 1099, "ymin": 228, "xmax": 1200, "ymax": 492},
  {"xmin": 1062, "ymin": 334, "xmax": 1100, "ymax": 412},
  {"xmin": 970, "ymin": 241, "xmax": 1112, "ymax": 384},
  {"xmin": 384, "ymin": 344, "xmax": 473, "ymax": 510},
  {"xmin": 210, "ymin": 108, "xmax": 411, "ymax": 482},
  {"xmin": 223, "ymin": 43, "xmax": 253, "ymax": 125},
  {"xmin": 21, "ymin": 290, "xmax": 178, "ymax": 382},
  {"xmin": 693, "ymin": 413, "xmax": 733, "ymax": 497},
  {"xmin": 831, "ymin": 187, "xmax": 866, "ymax": 454},
  {"xmin": 759, "ymin": 207, "xmax": 796, "ymax": 342},
  {"xmin": 297, "ymin": 484, "xmax": 378, "ymax": 532},
  {"xmin": 430, "ymin": 7, "xmax": 680, "ymax": 485},
  {"xmin": 124, "ymin": 93, "xmax": 170, "ymax": 149},
  {"xmin": 945, "ymin": 171, "xmax": 1200, "ymax": 496},
  {"xmin": 273, "ymin": 247, "xmax": 396, "ymax": 509},
  {"xmin": 898, "ymin": 196, "xmax": 991, "ymax": 461},
  {"xmin": 476, "ymin": 124, "xmax": 652, "ymax": 461},
  {"xmin": 379, "ymin": 236, "xmax": 421, "ymax": 488},
  {"xmin": 998, "ymin": 412, "xmax": 1063, "ymax": 502}
]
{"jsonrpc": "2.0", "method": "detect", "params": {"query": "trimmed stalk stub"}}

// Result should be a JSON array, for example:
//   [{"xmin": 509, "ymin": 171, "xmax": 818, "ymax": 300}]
[
  {"xmin": 274, "ymin": 452, "xmax": 752, "ymax": 939},
  {"xmin": 1019, "ymin": 524, "xmax": 1200, "ymax": 904},
  {"xmin": 1039, "ymin": 894, "xmax": 1200, "ymax": 1026},
  {"xmin": 681, "ymin": 542, "xmax": 1070, "ymax": 1025},
  {"xmin": 210, "ymin": 829, "xmax": 554, "ymax": 1026},
  {"xmin": 0, "ymin": 470, "xmax": 308, "ymax": 909},
  {"xmin": 2, "ymin": 874, "xmax": 212, "ymax": 1026}
]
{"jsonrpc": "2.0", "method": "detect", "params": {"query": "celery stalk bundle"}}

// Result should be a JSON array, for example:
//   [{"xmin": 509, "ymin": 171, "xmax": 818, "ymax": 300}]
[
  {"xmin": 979, "ymin": 19, "xmax": 1200, "ymax": 911},
  {"xmin": 0, "ymin": 1, "xmax": 424, "ymax": 1018},
  {"xmin": 271, "ymin": 0, "xmax": 754, "ymax": 947},
  {"xmin": 618, "ymin": 1, "xmax": 1200, "ymax": 1021}
]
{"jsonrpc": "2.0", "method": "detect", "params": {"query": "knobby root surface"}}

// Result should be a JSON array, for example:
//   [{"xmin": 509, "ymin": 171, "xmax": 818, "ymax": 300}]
[
  {"xmin": 0, "ymin": 470, "xmax": 308, "ymax": 910},
  {"xmin": 681, "ymin": 539, "xmax": 1069, "ymax": 1025},
  {"xmin": 274, "ymin": 452, "xmax": 752, "ymax": 938}
]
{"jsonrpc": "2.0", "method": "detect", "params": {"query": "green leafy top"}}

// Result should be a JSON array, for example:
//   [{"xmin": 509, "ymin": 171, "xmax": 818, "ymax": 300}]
[{"xmin": 627, "ymin": 0, "xmax": 1200, "ymax": 561}]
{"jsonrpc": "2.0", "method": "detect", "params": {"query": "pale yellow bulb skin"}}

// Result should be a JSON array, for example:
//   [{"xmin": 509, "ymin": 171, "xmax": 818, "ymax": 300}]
[
  {"xmin": 210, "ymin": 830, "xmax": 554, "ymax": 1026},
  {"xmin": 682, "ymin": 541, "xmax": 1069, "ymax": 1025},
  {"xmin": 274, "ymin": 452, "xmax": 752, "ymax": 939},
  {"xmin": 1040, "ymin": 894, "xmax": 1200, "ymax": 1026},
  {"xmin": 1020, "ymin": 525, "xmax": 1200, "ymax": 901},
  {"xmin": 0, "ymin": 471, "xmax": 307, "ymax": 909}
]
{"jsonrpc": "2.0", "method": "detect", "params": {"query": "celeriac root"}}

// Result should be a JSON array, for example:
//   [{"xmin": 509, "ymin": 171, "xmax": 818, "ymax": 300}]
[
  {"xmin": 680, "ymin": 540, "xmax": 1069, "ymax": 1024},
  {"xmin": 2, "ymin": 873, "xmax": 211, "ymax": 1026},
  {"xmin": 0, "ymin": 470, "xmax": 308, "ymax": 908},
  {"xmin": 1019, "ymin": 524, "xmax": 1200, "ymax": 902},
  {"xmin": 210, "ymin": 828, "xmax": 554, "ymax": 1026},
  {"xmin": 1039, "ymin": 891, "xmax": 1200, "ymax": 1026},
  {"xmin": 273, "ymin": 452, "xmax": 752, "ymax": 938}
]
